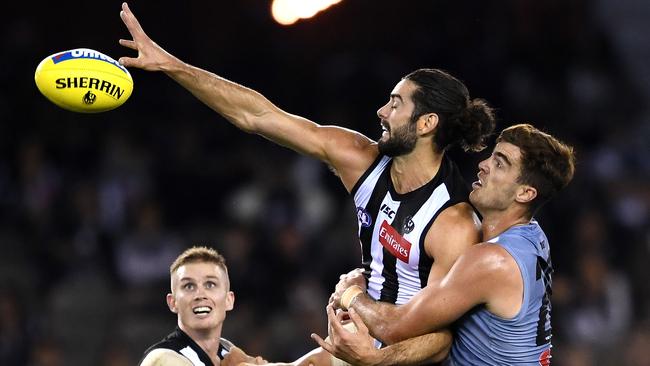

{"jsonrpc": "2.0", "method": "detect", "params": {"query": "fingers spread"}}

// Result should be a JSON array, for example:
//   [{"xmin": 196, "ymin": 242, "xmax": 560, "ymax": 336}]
[
  {"xmin": 118, "ymin": 57, "xmax": 138, "ymax": 67},
  {"xmin": 120, "ymin": 3, "xmax": 148, "ymax": 40},
  {"xmin": 311, "ymin": 333, "xmax": 334, "ymax": 355},
  {"xmin": 119, "ymin": 39, "xmax": 137, "ymax": 50}
]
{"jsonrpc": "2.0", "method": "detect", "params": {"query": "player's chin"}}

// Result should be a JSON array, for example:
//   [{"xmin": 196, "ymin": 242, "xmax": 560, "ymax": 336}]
[
  {"xmin": 468, "ymin": 190, "xmax": 480, "ymax": 205},
  {"xmin": 188, "ymin": 318, "xmax": 218, "ymax": 330},
  {"xmin": 185, "ymin": 313, "xmax": 218, "ymax": 326}
]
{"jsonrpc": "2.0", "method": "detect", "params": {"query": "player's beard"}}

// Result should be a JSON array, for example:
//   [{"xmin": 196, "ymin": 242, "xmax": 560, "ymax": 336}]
[{"xmin": 378, "ymin": 118, "xmax": 418, "ymax": 157}]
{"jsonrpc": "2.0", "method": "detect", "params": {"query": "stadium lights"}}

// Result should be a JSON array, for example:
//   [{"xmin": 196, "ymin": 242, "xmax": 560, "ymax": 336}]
[{"xmin": 271, "ymin": 0, "xmax": 342, "ymax": 26}]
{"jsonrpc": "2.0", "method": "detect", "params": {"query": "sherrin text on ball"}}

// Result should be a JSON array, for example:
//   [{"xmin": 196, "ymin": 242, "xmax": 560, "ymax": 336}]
[{"xmin": 34, "ymin": 48, "xmax": 133, "ymax": 113}]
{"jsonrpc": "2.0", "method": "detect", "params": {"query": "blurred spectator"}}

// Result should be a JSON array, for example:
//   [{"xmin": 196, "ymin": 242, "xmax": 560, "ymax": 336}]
[
  {"xmin": 623, "ymin": 321, "xmax": 650, "ymax": 366},
  {"xmin": 565, "ymin": 251, "xmax": 632, "ymax": 357},
  {"xmin": 26, "ymin": 338, "xmax": 64, "ymax": 366},
  {"xmin": 114, "ymin": 200, "xmax": 182, "ymax": 288},
  {"xmin": 0, "ymin": 287, "xmax": 29, "ymax": 365}
]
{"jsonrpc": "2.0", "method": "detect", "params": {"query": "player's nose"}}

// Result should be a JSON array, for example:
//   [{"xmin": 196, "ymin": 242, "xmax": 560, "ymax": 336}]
[
  {"xmin": 377, "ymin": 102, "xmax": 389, "ymax": 119},
  {"xmin": 478, "ymin": 157, "xmax": 489, "ymax": 173}
]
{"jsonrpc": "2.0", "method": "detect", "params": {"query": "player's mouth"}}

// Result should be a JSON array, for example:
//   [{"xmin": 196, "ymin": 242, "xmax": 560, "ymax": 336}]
[
  {"xmin": 472, "ymin": 174, "xmax": 484, "ymax": 190},
  {"xmin": 193, "ymin": 306, "xmax": 212, "ymax": 315},
  {"xmin": 381, "ymin": 121, "xmax": 390, "ymax": 138}
]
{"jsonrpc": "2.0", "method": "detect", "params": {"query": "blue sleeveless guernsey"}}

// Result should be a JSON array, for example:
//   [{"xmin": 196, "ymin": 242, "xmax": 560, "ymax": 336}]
[{"xmin": 448, "ymin": 220, "xmax": 553, "ymax": 366}]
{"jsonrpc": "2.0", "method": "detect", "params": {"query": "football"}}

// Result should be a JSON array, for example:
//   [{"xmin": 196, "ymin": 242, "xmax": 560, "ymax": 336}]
[{"xmin": 34, "ymin": 48, "xmax": 133, "ymax": 113}]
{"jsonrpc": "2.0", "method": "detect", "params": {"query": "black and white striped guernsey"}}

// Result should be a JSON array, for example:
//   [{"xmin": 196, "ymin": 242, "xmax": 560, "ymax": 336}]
[
  {"xmin": 140, "ymin": 327, "xmax": 233, "ymax": 366},
  {"xmin": 351, "ymin": 154, "xmax": 471, "ymax": 305}
]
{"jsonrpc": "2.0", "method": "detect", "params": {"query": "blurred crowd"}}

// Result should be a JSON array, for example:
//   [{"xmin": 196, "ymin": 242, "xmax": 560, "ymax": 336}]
[{"xmin": 1, "ymin": 0, "xmax": 649, "ymax": 365}]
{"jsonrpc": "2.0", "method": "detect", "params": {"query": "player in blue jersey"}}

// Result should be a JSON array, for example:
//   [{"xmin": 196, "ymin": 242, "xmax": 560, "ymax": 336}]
[{"xmin": 318, "ymin": 124, "xmax": 575, "ymax": 365}]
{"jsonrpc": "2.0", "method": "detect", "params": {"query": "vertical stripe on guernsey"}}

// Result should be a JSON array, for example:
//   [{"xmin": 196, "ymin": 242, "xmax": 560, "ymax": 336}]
[{"xmin": 352, "ymin": 154, "xmax": 470, "ymax": 305}]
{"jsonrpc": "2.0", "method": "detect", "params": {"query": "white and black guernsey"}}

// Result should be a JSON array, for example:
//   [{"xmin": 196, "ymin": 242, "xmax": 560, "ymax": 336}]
[
  {"xmin": 140, "ymin": 327, "xmax": 233, "ymax": 366},
  {"xmin": 352, "ymin": 154, "xmax": 470, "ymax": 305}
]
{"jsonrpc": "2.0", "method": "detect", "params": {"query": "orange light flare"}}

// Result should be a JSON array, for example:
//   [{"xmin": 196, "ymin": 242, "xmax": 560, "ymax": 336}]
[{"xmin": 271, "ymin": 0, "xmax": 343, "ymax": 26}]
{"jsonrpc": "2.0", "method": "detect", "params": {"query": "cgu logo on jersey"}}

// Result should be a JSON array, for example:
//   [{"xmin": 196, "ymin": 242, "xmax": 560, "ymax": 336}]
[
  {"xmin": 380, "ymin": 203, "xmax": 396, "ymax": 219},
  {"xmin": 357, "ymin": 207, "xmax": 373, "ymax": 228},
  {"xmin": 378, "ymin": 220, "xmax": 411, "ymax": 263}
]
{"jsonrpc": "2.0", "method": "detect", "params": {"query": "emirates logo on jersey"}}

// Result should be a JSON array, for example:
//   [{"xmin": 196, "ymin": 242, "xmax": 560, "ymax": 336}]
[{"xmin": 378, "ymin": 220, "xmax": 411, "ymax": 263}]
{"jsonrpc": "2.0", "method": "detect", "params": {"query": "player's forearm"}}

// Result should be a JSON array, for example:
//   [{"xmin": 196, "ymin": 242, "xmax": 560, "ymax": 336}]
[
  {"xmin": 373, "ymin": 330, "xmax": 453, "ymax": 366},
  {"xmin": 350, "ymin": 295, "xmax": 410, "ymax": 344},
  {"xmin": 161, "ymin": 58, "xmax": 277, "ymax": 133}
]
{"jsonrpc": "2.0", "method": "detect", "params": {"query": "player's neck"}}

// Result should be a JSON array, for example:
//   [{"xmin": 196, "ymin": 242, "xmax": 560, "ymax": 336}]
[
  {"xmin": 390, "ymin": 148, "xmax": 443, "ymax": 194},
  {"xmin": 480, "ymin": 208, "xmax": 531, "ymax": 241},
  {"xmin": 180, "ymin": 324, "xmax": 222, "ymax": 365}
]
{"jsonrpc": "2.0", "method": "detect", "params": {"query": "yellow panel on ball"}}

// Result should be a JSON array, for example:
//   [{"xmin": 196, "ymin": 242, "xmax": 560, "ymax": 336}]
[{"xmin": 34, "ymin": 48, "xmax": 134, "ymax": 113}]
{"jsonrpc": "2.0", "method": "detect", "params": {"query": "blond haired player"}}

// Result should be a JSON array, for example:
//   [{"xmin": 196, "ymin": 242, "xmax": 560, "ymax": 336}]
[{"xmin": 140, "ymin": 246, "xmax": 264, "ymax": 366}]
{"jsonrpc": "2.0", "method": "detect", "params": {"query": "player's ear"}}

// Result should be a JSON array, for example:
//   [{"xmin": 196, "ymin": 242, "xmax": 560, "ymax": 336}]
[
  {"xmin": 166, "ymin": 293, "xmax": 178, "ymax": 313},
  {"xmin": 225, "ymin": 291, "xmax": 235, "ymax": 312},
  {"xmin": 418, "ymin": 113, "xmax": 438, "ymax": 135},
  {"xmin": 515, "ymin": 185, "xmax": 537, "ymax": 204}
]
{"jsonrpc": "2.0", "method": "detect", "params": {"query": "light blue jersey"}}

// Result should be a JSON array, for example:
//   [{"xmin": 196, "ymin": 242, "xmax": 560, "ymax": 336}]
[{"xmin": 448, "ymin": 220, "xmax": 553, "ymax": 366}]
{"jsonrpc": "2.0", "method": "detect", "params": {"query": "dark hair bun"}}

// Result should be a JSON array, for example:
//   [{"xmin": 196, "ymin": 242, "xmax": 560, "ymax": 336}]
[{"xmin": 457, "ymin": 98, "xmax": 496, "ymax": 152}]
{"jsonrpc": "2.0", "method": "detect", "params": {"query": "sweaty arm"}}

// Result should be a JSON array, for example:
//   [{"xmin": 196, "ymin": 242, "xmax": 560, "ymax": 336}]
[
  {"xmin": 118, "ymin": 2, "xmax": 375, "ymax": 190},
  {"xmin": 140, "ymin": 349, "xmax": 194, "ymax": 366},
  {"xmin": 362, "ymin": 203, "xmax": 480, "ymax": 344},
  {"xmin": 318, "ymin": 204, "xmax": 481, "ymax": 365},
  {"xmin": 349, "ymin": 243, "xmax": 521, "ymax": 343}
]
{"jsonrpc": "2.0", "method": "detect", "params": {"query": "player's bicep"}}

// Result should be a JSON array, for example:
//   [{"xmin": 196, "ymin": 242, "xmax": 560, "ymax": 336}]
[
  {"xmin": 425, "ymin": 203, "xmax": 481, "ymax": 282},
  {"xmin": 140, "ymin": 349, "xmax": 194, "ymax": 366},
  {"xmin": 395, "ymin": 245, "xmax": 499, "ymax": 336}
]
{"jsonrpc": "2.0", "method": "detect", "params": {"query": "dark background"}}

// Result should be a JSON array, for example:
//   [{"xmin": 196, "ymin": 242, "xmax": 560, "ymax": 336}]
[{"xmin": 1, "ymin": 1, "xmax": 649, "ymax": 365}]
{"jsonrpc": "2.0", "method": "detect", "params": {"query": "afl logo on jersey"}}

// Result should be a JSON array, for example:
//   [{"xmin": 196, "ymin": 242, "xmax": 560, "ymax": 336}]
[{"xmin": 357, "ymin": 207, "xmax": 373, "ymax": 228}]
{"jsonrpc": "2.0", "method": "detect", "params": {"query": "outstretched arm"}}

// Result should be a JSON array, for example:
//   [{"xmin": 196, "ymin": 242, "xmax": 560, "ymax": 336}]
[{"xmin": 118, "ymin": 2, "xmax": 377, "ymax": 191}]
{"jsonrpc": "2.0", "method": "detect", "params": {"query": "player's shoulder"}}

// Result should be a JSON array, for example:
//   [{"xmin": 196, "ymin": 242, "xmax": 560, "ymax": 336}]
[
  {"xmin": 140, "ymin": 348, "xmax": 194, "ymax": 366},
  {"xmin": 437, "ymin": 202, "xmax": 479, "ymax": 223},
  {"xmin": 460, "ymin": 242, "xmax": 519, "ymax": 276},
  {"xmin": 425, "ymin": 202, "xmax": 481, "ymax": 260},
  {"xmin": 430, "ymin": 202, "xmax": 481, "ymax": 239}
]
